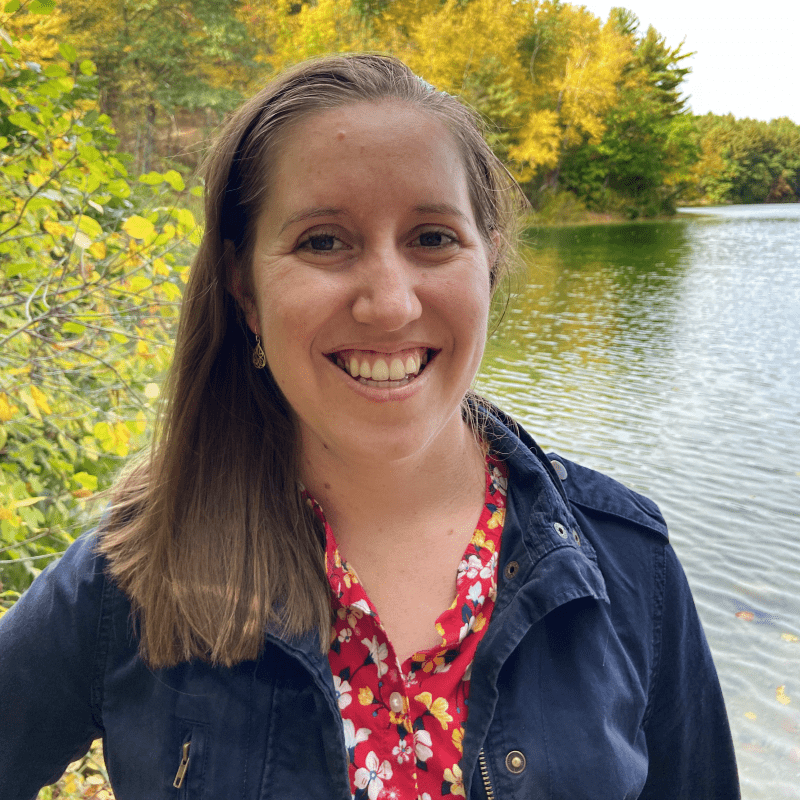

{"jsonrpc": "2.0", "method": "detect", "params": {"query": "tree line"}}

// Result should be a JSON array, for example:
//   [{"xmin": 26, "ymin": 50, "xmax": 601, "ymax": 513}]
[
  {"xmin": 1, "ymin": 0, "xmax": 799, "ymax": 606},
  {"xmin": 3, "ymin": 1, "xmax": 799, "ymax": 214}
]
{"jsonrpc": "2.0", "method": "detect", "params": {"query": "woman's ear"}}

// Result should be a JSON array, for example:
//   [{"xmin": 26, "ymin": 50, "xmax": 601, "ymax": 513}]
[{"xmin": 224, "ymin": 240, "xmax": 259, "ymax": 334}]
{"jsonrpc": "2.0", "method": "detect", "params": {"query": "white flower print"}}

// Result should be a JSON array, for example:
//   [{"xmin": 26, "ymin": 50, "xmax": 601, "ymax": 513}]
[
  {"xmin": 351, "ymin": 598, "xmax": 372, "ymax": 616},
  {"xmin": 354, "ymin": 751, "xmax": 392, "ymax": 800},
  {"xmin": 463, "ymin": 554, "xmax": 483, "ymax": 580},
  {"xmin": 342, "ymin": 718, "xmax": 370, "ymax": 751},
  {"xmin": 333, "ymin": 675, "xmax": 352, "ymax": 709},
  {"xmin": 480, "ymin": 551, "xmax": 498, "ymax": 580},
  {"xmin": 338, "ymin": 627, "xmax": 353, "ymax": 644},
  {"xmin": 392, "ymin": 737, "xmax": 413, "ymax": 764},
  {"xmin": 467, "ymin": 582, "xmax": 485, "ymax": 607},
  {"xmin": 490, "ymin": 465, "xmax": 508, "ymax": 494},
  {"xmin": 361, "ymin": 635, "xmax": 389, "ymax": 677},
  {"xmin": 414, "ymin": 729, "xmax": 433, "ymax": 763},
  {"xmin": 459, "ymin": 615, "xmax": 476, "ymax": 643}
]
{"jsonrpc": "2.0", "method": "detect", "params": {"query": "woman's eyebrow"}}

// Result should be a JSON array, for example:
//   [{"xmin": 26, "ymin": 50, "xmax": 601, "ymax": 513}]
[
  {"xmin": 280, "ymin": 207, "xmax": 344, "ymax": 233},
  {"xmin": 279, "ymin": 203, "xmax": 467, "ymax": 234},
  {"xmin": 413, "ymin": 203, "xmax": 467, "ymax": 220}
]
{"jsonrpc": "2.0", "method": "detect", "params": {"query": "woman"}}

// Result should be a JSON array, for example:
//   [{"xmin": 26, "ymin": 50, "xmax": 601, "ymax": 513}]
[{"xmin": 0, "ymin": 54, "xmax": 738, "ymax": 799}]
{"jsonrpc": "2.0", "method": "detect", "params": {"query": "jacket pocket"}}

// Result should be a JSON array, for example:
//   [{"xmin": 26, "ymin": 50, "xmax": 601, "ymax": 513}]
[{"xmin": 172, "ymin": 723, "xmax": 208, "ymax": 799}]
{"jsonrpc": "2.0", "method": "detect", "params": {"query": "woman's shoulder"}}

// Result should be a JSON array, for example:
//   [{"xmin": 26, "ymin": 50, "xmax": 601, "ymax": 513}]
[{"xmin": 546, "ymin": 454, "xmax": 668, "ymax": 542}]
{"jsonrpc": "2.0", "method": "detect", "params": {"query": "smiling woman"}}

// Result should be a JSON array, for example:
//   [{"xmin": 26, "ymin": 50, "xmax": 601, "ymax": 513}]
[{"xmin": 0, "ymin": 55, "xmax": 740, "ymax": 800}]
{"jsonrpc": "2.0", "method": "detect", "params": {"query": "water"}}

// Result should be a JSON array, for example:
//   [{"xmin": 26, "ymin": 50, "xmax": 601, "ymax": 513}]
[{"xmin": 476, "ymin": 205, "xmax": 800, "ymax": 798}]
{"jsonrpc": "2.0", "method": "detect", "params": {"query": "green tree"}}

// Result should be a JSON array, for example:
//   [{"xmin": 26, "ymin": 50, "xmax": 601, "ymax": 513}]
[
  {"xmin": 558, "ymin": 8, "xmax": 697, "ymax": 216},
  {"xmin": 0, "ymin": 15, "xmax": 199, "ymax": 598},
  {"xmin": 62, "ymin": 0, "xmax": 255, "ymax": 170},
  {"xmin": 689, "ymin": 114, "xmax": 800, "ymax": 204}
]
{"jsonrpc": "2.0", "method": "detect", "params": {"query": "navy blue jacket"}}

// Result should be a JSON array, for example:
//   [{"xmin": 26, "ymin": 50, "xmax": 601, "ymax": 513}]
[{"xmin": 0, "ymin": 413, "xmax": 739, "ymax": 799}]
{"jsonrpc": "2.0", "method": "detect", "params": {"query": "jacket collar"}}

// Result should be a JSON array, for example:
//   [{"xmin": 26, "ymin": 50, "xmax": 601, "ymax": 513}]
[{"xmin": 460, "ymin": 408, "xmax": 609, "ymax": 796}]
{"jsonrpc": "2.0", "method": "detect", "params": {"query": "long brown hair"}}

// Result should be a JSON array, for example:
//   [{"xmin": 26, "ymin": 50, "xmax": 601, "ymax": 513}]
[{"xmin": 100, "ymin": 54, "xmax": 524, "ymax": 668}]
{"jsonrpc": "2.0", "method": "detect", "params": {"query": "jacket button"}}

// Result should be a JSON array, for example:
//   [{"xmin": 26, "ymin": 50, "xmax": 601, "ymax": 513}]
[
  {"xmin": 505, "ymin": 750, "xmax": 526, "ymax": 774},
  {"xmin": 572, "ymin": 528, "xmax": 581, "ymax": 545},
  {"xmin": 554, "ymin": 522, "xmax": 569, "ymax": 538},
  {"xmin": 503, "ymin": 560, "xmax": 520, "ymax": 580},
  {"xmin": 550, "ymin": 459, "xmax": 568, "ymax": 480}
]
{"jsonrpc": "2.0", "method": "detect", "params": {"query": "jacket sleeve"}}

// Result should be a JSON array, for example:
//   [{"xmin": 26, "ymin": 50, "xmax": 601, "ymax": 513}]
[
  {"xmin": 639, "ymin": 542, "xmax": 740, "ymax": 799},
  {"xmin": 0, "ymin": 533, "xmax": 107, "ymax": 800}
]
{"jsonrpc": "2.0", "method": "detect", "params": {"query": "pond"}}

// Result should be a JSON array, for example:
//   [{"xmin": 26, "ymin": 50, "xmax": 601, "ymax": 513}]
[{"xmin": 476, "ymin": 204, "xmax": 800, "ymax": 799}]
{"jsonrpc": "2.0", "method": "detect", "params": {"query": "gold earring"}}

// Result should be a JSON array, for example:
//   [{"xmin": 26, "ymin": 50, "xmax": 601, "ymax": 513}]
[{"xmin": 252, "ymin": 334, "xmax": 266, "ymax": 369}]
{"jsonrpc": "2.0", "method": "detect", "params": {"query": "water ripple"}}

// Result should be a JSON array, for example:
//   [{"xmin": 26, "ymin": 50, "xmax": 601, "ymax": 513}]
[{"xmin": 479, "ymin": 207, "xmax": 800, "ymax": 798}]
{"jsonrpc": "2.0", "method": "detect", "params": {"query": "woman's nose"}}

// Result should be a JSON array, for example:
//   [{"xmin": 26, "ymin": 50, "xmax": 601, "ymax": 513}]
[{"xmin": 350, "ymin": 251, "xmax": 423, "ymax": 330}]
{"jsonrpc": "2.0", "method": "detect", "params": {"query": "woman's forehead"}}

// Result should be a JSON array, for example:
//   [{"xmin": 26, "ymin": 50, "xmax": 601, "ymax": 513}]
[{"xmin": 262, "ymin": 102, "xmax": 475, "ymax": 225}]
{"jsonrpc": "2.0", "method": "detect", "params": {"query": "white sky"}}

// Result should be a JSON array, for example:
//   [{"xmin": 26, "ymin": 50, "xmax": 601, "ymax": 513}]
[{"xmin": 578, "ymin": 0, "xmax": 799, "ymax": 123}]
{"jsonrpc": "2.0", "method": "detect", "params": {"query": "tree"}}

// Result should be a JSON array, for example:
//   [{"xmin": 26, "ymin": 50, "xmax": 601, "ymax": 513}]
[
  {"xmin": 61, "ymin": 0, "xmax": 255, "ymax": 170},
  {"xmin": 0, "ymin": 13, "xmax": 199, "ymax": 597},
  {"xmin": 558, "ymin": 8, "xmax": 697, "ymax": 216},
  {"xmin": 688, "ymin": 114, "xmax": 800, "ymax": 204}
]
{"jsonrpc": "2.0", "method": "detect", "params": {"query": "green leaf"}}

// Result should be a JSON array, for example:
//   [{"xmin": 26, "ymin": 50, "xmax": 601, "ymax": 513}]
[
  {"xmin": 77, "ymin": 215, "xmax": 103, "ymax": 240},
  {"xmin": 138, "ymin": 171, "xmax": 165, "ymax": 185},
  {"xmin": 3, "ymin": 0, "xmax": 21, "ymax": 12},
  {"xmin": 72, "ymin": 471, "xmax": 98, "ymax": 491},
  {"xmin": 106, "ymin": 178, "xmax": 131, "ymax": 199},
  {"xmin": 58, "ymin": 42, "xmax": 78, "ymax": 63},
  {"xmin": 79, "ymin": 60, "xmax": 96, "ymax": 76},
  {"xmin": 29, "ymin": 0, "xmax": 56, "ymax": 13},
  {"xmin": 43, "ymin": 64, "xmax": 67, "ymax": 78},
  {"xmin": 0, "ymin": 86, "xmax": 17, "ymax": 109},
  {"xmin": 163, "ymin": 170, "xmax": 185, "ymax": 191}
]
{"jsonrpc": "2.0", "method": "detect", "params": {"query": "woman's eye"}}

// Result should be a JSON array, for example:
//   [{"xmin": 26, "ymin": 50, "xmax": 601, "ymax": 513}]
[
  {"xmin": 413, "ymin": 229, "xmax": 457, "ymax": 248},
  {"xmin": 298, "ymin": 233, "xmax": 344, "ymax": 253}
]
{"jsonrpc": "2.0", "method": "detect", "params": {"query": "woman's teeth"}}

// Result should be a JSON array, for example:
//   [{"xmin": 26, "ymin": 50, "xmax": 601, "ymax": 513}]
[{"xmin": 333, "ymin": 351, "xmax": 429, "ymax": 386}]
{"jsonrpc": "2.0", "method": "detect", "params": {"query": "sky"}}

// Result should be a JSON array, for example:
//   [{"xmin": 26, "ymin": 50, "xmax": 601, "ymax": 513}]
[{"xmin": 578, "ymin": 0, "xmax": 799, "ymax": 124}]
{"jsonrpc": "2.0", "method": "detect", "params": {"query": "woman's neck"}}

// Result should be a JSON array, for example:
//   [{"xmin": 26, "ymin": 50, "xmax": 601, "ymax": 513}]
[{"xmin": 300, "ymin": 415, "xmax": 487, "ymax": 551}]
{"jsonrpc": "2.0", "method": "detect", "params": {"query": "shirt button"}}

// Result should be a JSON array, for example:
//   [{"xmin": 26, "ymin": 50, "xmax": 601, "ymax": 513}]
[
  {"xmin": 550, "ymin": 459, "xmax": 568, "ymax": 480},
  {"xmin": 505, "ymin": 750, "xmax": 526, "ymax": 774},
  {"xmin": 389, "ymin": 692, "xmax": 404, "ymax": 713}
]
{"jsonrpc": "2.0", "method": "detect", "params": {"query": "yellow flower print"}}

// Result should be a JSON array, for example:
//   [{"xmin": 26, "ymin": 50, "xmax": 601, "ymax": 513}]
[
  {"xmin": 452, "ymin": 726, "xmax": 464, "ymax": 753},
  {"xmin": 414, "ymin": 691, "xmax": 453, "ymax": 730},
  {"xmin": 471, "ymin": 529, "xmax": 486, "ymax": 549},
  {"xmin": 358, "ymin": 687, "xmax": 374, "ymax": 705},
  {"xmin": 487, "ymin": 508, "xmax": 505, "ymax": 530},
  {"xmin": 421, "ymin": 652, "xmax": 446, "ymax": 674},
  {"xmin": 443, "ymin": 764, "xmax": 465, "ymax": 796},
  {"xmin": 473, "ymin": 612, "xmax": 487, "ymax": 633}
]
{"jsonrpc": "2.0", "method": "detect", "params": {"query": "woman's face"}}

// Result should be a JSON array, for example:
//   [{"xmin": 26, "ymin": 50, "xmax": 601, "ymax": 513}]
[{"xmin": 240, "ymin": 100, "xmax": 493, "ymax": 468}]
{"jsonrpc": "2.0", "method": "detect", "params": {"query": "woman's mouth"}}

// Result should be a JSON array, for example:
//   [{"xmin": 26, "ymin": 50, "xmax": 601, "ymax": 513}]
[{"xmin": 327, "ymin": 347, "xmax": 434, "ymax": 388}]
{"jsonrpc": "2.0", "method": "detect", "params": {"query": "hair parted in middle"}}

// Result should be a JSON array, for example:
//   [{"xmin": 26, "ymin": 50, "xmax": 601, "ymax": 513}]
[{"xmin": 100, "ymin": 53, "xmax": 526, "ymax": 668}]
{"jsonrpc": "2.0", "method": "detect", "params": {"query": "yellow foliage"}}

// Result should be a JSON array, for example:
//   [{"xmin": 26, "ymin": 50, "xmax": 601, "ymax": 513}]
[
  {"xmin": 0, "ymin": 6, "xmax": 69, "ymax": 64},
  {"xmin": 30, "ymin": 385, "xmax": 52, "ymax": 415},
  {"xmin": 243, "ymin": 0, "xmax": 627, "ymax": 182},
  {"xmin": 0, "ymin": 393, "xmax": 19, "ymax": 422}
]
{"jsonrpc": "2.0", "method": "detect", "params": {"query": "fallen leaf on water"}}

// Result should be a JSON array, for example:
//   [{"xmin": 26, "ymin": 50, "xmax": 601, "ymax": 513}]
[
  {"xmin": 776, "ymin": 685, "xmax": 791, "ymax": 705},
  {"xmin": 781, "ymin": 632, "xmax": 799, "ymax": 643},
  {"xmin": 736, "ymin": 611, "xmax": 755, "ymax": 621},
  {"xmin": 744, "ymin": 711, "xmax": 757, "ymax": 720}
]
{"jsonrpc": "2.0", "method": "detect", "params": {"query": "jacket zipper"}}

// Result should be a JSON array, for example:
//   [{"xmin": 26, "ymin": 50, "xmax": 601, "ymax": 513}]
[
  {"xmin": 478, "ymin": 748, "xmax": 496, "ymax": 800},
  {"xmin": 173, "ymin": 741, "xmax": 191, "ymax": 789}
]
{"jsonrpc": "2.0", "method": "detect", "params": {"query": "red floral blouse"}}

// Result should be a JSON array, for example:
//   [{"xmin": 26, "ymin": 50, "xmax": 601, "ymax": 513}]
[{"xmin": 306, "ymin": 454, "xmax": 508, "ymax": 800}]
